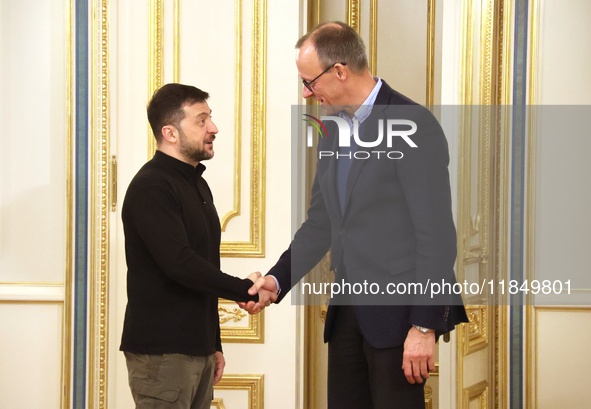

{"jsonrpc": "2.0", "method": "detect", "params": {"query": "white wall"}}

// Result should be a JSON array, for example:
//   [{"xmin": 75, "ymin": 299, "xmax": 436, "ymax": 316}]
[
  {"xmin": 0, "ymin": 0, "xmax": 68, "ymax": 407},
  {"xmin": 529, "ymin": 0, "xmax": 591, "ymax": 407}
]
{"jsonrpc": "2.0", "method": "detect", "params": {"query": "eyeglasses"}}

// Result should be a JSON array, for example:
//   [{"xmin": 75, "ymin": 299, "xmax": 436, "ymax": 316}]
[{"xmin": 302, "ymin": 62, "xmax": 347, "ymax": 92}]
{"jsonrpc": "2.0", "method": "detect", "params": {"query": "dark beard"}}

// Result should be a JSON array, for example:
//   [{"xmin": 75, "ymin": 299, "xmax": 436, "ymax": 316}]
[
  {"xmin": 181, "ymin": 144, "xmax": 213, "ymax": 162},
  {"xmin": 178, "ymin": 130, "xmax": 214, "ymax": 163}
]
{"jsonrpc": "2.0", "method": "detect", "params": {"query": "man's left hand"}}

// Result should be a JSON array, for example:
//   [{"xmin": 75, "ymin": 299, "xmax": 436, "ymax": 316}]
[
  {"xmin": 213, "ymin": 351, "xmax": 226, "ymax": 385},
  {"xmin": 402, "ymin": 327, "xmax": 436, "ymax": 384}
]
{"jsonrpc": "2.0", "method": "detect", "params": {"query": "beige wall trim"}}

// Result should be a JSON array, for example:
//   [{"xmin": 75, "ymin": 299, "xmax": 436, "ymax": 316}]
[
  {"xmin": 533, "ymin": 306, "xmax": 591, "ymax": 407},
  {"xmin": 0, "ymin": 284, "xmax": 65, "ymax": 302},
  {"xmin": 221, "ymin": 0, "xmax": 267, "ymax": 257},
  {"xmin": 220, "ymin": 0, "xmax": 243, "ymax": 233},
  {"xmin": 88, "ymin": 0, "xmax": 110, "ymax": 408}
]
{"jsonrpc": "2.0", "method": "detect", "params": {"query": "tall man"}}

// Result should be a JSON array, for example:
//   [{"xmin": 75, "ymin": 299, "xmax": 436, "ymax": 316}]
[
  {"xmin": 244, "ymin": 22, "xmax": 468, "ymax": 408},
  {"xmin": 120, "ymin": 83, "xmax": 275, "ymax": 409}
]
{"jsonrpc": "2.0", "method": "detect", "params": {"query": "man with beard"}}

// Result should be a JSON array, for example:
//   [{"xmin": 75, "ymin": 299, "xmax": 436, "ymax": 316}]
[{"xmin": 120, "ymin": 83, "xmax": 276, "ymax": 409}]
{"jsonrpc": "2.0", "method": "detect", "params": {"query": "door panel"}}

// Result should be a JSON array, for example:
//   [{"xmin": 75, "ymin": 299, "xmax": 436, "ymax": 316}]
[
  {"xmin": 105, "ymin": 1, "xmax": 300, "ymax": 408},
  {"xmin": 0, "ymin": 1, "xmax": 72, "ymax": 408},
  {"xmin": 304, "ymin": 1, "xmax": 451, "ymax": 408},
  {"xmin": 303, "ymin": 1, "xmax": 508, "ymax": 408}
]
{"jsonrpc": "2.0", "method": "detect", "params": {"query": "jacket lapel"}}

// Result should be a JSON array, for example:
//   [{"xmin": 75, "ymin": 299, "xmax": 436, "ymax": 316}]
[
  {"xmin": 324, "ymin": 122, "xmax": 344, "ymax": 220},
  {"xmin": 324, "ymin": 80, "xmax": 399, "ymax": 220},
  {"xmin": 341, "ymin": 84, "xmax": 393, "ymax": 219}
]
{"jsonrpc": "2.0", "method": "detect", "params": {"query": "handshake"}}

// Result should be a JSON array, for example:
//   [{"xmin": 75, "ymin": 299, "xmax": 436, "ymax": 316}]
[{"xmin": 242, "ymin": 272, "xmax": 279, "ymax": 314}]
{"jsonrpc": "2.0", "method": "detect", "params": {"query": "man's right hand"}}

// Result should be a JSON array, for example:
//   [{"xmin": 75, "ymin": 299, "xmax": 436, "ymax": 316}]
[{"xmin": 241, "ymin": 275, "xmax": 278, "ymax": 314}]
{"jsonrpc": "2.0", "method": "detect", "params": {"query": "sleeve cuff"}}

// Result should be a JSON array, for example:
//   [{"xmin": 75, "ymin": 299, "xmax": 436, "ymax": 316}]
[{"xmin": 268, "ymin": 275, "xmax": 281, "ymax": 296}]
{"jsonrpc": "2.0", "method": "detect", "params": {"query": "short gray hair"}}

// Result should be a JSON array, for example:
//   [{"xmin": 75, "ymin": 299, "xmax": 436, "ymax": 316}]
[{"xmin": 295, "ymin": 21, "xmax": 368, "ymax": 73}]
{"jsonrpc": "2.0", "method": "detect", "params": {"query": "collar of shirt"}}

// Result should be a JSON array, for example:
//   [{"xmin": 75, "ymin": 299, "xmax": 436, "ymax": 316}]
[
  {"xmin": 338, "ymin": 77, "xmax": 383, "ymax": 127},
  {"xmin": 154, "ymin": 150, "xmax": 206, "ymax": 180}
]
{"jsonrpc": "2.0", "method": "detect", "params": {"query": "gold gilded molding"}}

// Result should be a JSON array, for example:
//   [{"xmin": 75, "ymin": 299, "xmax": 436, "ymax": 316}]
[
  {"xmin": 525, "ymin": 1, "xmax": 539, "ymax": 407},
  {"xmin": 220, "ymin": 0, "xmax": 267, "ymax": 257},
  {"xmin": 173, "ymin": 0, "xmax": 180, "ymax": 82},
  {"xmin": 424, "ymin": 385, "xmax": 433, "ymax": 409},
  {"xmin": 302, "ymin": 0, "xmax": 324, "ymax": 391},
  {"xmin": 347, "ymin": 0, "xmax": 360, "ymax": 33},
  {"xmin": 456, "ymin": 0, "xmax": 496, "ymax": 291},
  {"xmin": 479, "ymin": 0, "xmax": 495, "ymax": 106},
  {"xmin": 456, "ymin": 0, "xmax": 473, "ymax": 280},
  {"xmin": 457, "ymin": 0, "xmax": 493, "ymax": 293},
  {"xmin": 463, "ymin": 380, "xmax": 489, "ymax": 409},
  {"xmin": 148, "ymin": 0, "xmax": 164, "ymax": 157},
  {"xmin": 88, "ymin": 0, "xmax": 110, "ymax": 408},
  {"xmin": 369, "ymin": 0, "xmax": 378, "ymax": 76},
  {"xmin": 478, "ymin": 0, "xmax": 494, "ymax": 262},
  {"xmin": 211, "ymin": 399, "xmax": 227, "ymax": 409},
  {"xmin": 219, "ymin": 303, "xmax": 247, "ymax": 324},
  {"xmin": 497, "ymin": 0, "xmax": 512, "ymax": 406},
  {"xmin": 500, "ymin": 0, "xmax": 513, "ymax": 106},
  {"xmin": 220, "ymin": 0, "xmax": 243, "ymax": 233},
  {"xmin": 463, "ymin": 305, "xmax": 489, "ymax": 355},
  {"xmin": 527, "ymin": 0, "xmax": 539, "ymax": 107},
  {"xmin": 219, "ymin": 300, "xmax": 265, "ymax": 343},
  {"xmin": 308, "ymin": 0, "xmax": 321, "ymax": 29},
  {"xmin": 459, "ymin": 0, "xmax": 474, "ymax": 107},
  {"xmin": 319, "ymin": 254, "xmax": 332, "ymax": 322},
  {"xmin": 63, "ymin": 1, "xmax": 74, "ymax": 405},
  {"xmin": 214, "ymin": 375, "xmax": 264, "ymax": 409},
  {"xmin": 456, "ymin": 2, "xmax": 474, "ymax": 404},
  {"xmin": 534, "ymin": 306, "xmax": 591, "ymax": 312},
  {"xmin": 426, "ymin": 0, "xmax": 436, "ymax": 107},
  {"xmin": 0, "ymin": 299, "xmax": 64, "ymax": 305},
  {"xmin": 456, "ymin": 1, "xmax": 501, "ymax": 407},
  {"xmin": 147, "ymin": 0, "xmax": 180, "ymax": 116},
  {"xmin": 429, "ymin": 362, "xmax": 439, "ymax": 377},
  {"xmin": 64, "ymin": 0, "xmax": 74, "ymax": 392}
]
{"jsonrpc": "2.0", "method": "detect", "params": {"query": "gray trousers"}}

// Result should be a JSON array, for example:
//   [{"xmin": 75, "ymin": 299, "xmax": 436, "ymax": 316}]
[{"xmin": 125, "ymin": 352, "xmax": 215, "ymax": 409}]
